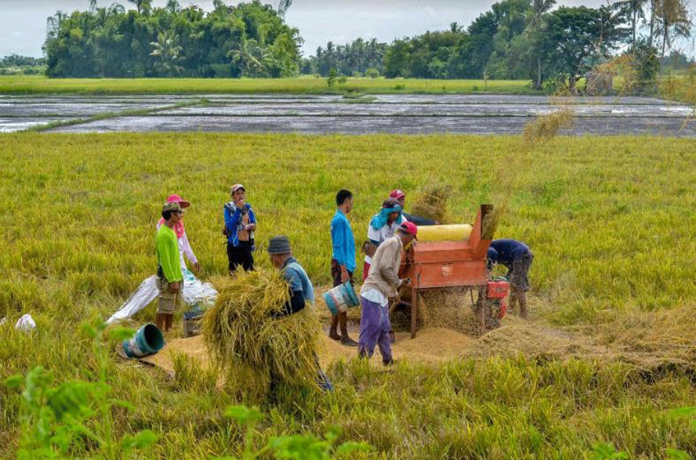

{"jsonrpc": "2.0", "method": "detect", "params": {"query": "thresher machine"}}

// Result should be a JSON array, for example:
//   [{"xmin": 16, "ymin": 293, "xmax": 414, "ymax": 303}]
[{"xmin": 398, "ymin": 204, "xmax": 509, "ymax": 338}]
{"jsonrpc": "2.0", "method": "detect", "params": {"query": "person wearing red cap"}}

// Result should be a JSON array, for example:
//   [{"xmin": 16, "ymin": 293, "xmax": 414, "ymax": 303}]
[
  {"xmin": 156, "ymin": 194, "xmax": 201, "ymax": 274},
  {"xmin": 358, "ymin": 221, "xmax": 417, "ymax": 365},
  {"xmin": 389, "ymin": 189, "xmax": 438, "ymax": 227}
]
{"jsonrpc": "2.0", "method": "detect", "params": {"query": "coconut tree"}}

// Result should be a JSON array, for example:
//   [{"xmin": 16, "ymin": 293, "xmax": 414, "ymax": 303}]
[
  {"xmin": 149, "ymin": 30, "xmax": 184, "ymax": 76},
  {"xmin": 228, "ymin": 39, "xmax": 267, "ymax": 77},
  {"xmin": 654, "ymin": 0, "xmax": 692, "ymax": 57},
  {"xmin": 525, "ymin": 0, "xmax": 557, "ymax": 89},
  {"xmin": 613, "ymin": 0, "xmax": 648, "ymax": 49}
]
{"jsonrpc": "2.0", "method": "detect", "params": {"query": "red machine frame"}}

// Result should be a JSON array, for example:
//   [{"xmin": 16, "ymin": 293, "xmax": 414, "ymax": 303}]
[{"xmin": 400, "ymin": 204, "xmax": 496, "ymax": 338}]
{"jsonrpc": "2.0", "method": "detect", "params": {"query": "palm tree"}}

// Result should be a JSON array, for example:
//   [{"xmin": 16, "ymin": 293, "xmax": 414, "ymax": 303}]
[
  {"xmin": 228, "ymin": 39, "xmax": 267, "ymax": 77},
  {"xmin": 150, "ymin": 30, "xmax": 184, "ymax": 76},
  {"xmin": 127, "ymin": 0, "xmax": 152, "ymax": 15},
  {"xmin": 525, "ymin": 0, "xmax": 556, "ymax": 89},
  {"xmin": 277, "ymin": 0, "xmax": 293, "ymax": 18},
  {"xmin": 655, "ymin": 0, "xmax": 692, "ymax": 57},
  {"xmin": 614, "ymin": 0, "xmax": 647, "ymax": 49}
]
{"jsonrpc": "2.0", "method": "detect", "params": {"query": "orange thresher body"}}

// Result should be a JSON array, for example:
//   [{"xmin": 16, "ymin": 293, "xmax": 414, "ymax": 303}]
[{"xmin": 400, "ymin": 204, "xmax": 504, "ymax": 337}]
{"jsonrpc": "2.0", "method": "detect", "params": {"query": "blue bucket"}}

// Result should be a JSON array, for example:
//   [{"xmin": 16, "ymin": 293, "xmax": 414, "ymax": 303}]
[
  {"xmin": 122, "ymin": 323, "xmax": 165, "ymax": 358},
  {"xmin": 323, "ymin": 282, "xmax": 360, "ymax": 316}
]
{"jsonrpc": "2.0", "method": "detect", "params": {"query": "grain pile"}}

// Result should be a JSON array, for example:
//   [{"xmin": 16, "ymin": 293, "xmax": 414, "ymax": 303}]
[
  {"xmin": 410, "ymin": 185, "xmax": 452, "ymax": 224},
  {"xmin": 201, "ymin": 270, "xmax": 322, "ymax": 398},
  {"xmin": 417, "ymin": 289, "xmax": 485, "ymax": 337}
]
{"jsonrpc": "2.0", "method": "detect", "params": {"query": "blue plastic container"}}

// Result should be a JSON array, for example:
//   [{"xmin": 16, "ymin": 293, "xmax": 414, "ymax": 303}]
[
  {"xmin": 323, "ymin": 282, "xmax": 360, "ymax": 315},
  {"xmin": 122, "ymin": 323, "xmax": 165, "ymax": 358}
]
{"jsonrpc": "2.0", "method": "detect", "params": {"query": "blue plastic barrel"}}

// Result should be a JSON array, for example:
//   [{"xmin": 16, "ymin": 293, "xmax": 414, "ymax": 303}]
[
  {"xmin": 323, "ymin": 282, "xmax": 360, "ymax": 315},
  {"xmin": 122, "ymin": 323, "xmax": 165, "ymax": 358}
]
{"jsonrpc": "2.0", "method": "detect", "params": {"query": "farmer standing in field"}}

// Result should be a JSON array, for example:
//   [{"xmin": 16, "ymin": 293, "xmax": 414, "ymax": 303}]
[
  {"xmin": 157, "ymin": 194, "xmax": 201, "ymax": 274},
  {"xmin": 329, "ymin": 189, "xmax": 359, "ymax": 347},
  {"xmin": 389, "ymin": 189, "xmax": 438, "ymax": 226},
  {"xmin": 487, "ymin": 239, "xmax": 534, "ymax": 319},
  {"xmin": 224, "ymin": 184, "xmax": 256, "ymax": 274},
  {"xmin": 267, "ymin": 235, "xmax": 332, "ymax": 391},
  {"xmin": 362, "ymin": 198, "xmax": 405, "ymax": 281},
  {"xmin": 156, "ymin": 202, "xmax": 185, "ymax": 332},
  {"xmin": 358, "ymin": 222, "xmax": 418, "ymax": 365}
]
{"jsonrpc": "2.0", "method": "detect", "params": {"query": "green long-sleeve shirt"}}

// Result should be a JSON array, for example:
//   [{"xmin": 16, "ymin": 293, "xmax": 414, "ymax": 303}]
[{"xmin": 156, "ymin": 225, "xmax": 182, "ymax": 283}]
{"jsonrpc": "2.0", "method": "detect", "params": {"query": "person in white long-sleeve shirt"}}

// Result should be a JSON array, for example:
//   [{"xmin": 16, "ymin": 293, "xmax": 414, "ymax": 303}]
[{"xmin": 156, "ymin": 194, "xmax": 201, "ymax": 274}]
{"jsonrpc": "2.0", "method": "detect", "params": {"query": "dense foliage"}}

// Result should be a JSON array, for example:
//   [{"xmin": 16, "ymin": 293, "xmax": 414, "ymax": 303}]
[{"xmin": 43, "ymin": 0, "xmax": 301, "ymax": 78}]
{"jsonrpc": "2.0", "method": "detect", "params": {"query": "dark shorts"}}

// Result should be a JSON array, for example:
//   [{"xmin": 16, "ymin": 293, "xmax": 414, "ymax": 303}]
[
  {"xmin": 507, "ymin": 252, "xmax": 533, "ymax": 292},
  {"xmin": 331, "ymin": 258, "xmax": 354, "ymax": 288},
  {"xmin": 227, "ymin": 240, "xmax": 254, "ymax": 273}
]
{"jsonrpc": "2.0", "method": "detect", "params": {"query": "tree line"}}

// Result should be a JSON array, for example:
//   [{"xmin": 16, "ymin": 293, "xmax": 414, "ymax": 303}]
[
  {"xmin": 304, "ymin": 0, "xmax": 693, "ymax": 91},
  {"xmin": 42, "ymin": 0, "xmax": 694, "ymax": 89},
  {"xmin": 44, "ymin": 0, "xmax": 301, "ymax": 78}
]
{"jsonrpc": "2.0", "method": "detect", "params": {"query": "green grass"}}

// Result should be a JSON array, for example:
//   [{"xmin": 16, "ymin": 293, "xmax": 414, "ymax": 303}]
[
  {"xmin": 0, "ymin": 133, "xmax": 694, "ymax": 458},
  {"xmin": 0, "ymin": 75, "xmax": 539, "ymax": 95}
]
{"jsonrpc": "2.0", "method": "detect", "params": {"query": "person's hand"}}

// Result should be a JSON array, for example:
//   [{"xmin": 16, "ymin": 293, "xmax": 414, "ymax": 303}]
[
  {"xmin": 340, "ymin": 268, "xmax": 350, "ymax": 283},
  {"xmin": 193, "ymin": 262, "xmax": 201, "ymax": 273},
  {"xmin": 400, "ymin": 277, "xmax": 411, "ymax": 286},
  {"xmin": 222, "ymin": 227, "xmax": 229, "ymax": 237},
  {"xmin": 170, "ymin": 282, "xmax": 180, "ymax": 293},
  {"xmin": 244, "ymin": 223, "xmax": 256, "ymax": 231}
]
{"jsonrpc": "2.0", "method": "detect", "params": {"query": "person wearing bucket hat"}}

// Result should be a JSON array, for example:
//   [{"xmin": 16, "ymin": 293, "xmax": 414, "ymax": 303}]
[
  {"xmin": 267, "ymin": 236, "xmax": 333, "ymax": 391},
  {"xmin": 358, "ymin": 221, "xmax": 417, "ymax": 366},
  {"xmin": 389, "ymin": 189, "xmax": 438, "ymax": 227},
  {"xmin": 362, "ymin": 197, "xmax": 406, "ymax": 282},
  {"xmin": 267, "ymin": 236, "xmax": 315, "ymax": 316},
  {"xmin": 329, "ymin": 189, "xmax": 359, "ymax": 347},
  {"xmin": 156, "ymin": 194, "xmax": 201, "ymax": 274},
  {"xmin": 224, "ymin": 184, "xmax": 256, "ymax": 274},
  {"xmin": 155, "ymin": 201, "xmax": 185, "ymax": 332}
]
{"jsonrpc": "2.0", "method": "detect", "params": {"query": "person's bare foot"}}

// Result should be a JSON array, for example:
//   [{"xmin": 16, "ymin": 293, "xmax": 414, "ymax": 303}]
[
  {"xmin": 328, "ymin": 333, "xmax": 342, "ymax": 341},
  {"xmin": 340, "ymin": 337, "xmax": 359, "ymax": 347}
]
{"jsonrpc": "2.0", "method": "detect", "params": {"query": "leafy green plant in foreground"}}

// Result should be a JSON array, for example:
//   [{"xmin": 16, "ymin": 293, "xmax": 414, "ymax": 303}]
[
  {"xmin": 4, "ymin": 321, "xmax": 157, "ymax": 459},
  {"xmin": 215, "ymin": 405, "xmax": 371, "ymax": 460}
]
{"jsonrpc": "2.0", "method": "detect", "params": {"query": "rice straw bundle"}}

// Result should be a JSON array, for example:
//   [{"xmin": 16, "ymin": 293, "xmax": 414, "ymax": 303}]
[
  {"xmin": 410, "ymin": 185, "xmax": 452, "ymax": 224},
  {"xmin": 202, "ymin": 270, "xmax": 322, "ymax": 396}
]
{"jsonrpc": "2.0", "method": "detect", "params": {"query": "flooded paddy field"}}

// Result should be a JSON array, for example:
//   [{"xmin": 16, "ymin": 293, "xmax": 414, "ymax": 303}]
[{"xmin": 1, "ymin": 94, "xmax": 693, "ymax": 136}]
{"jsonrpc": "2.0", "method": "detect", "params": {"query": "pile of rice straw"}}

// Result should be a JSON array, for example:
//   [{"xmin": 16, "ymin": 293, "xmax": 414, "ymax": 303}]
[
  {"xmin": 202, "ymin": 270, "xmax": 322, "ymax": 399},
  {"xmin": 410, "ymin": 185, "xmax": 452, "ymax": 223}
]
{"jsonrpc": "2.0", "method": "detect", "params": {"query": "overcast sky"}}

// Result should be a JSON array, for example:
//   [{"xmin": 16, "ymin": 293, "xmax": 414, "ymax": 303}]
[{"xmin": 0, "ymin": 0, "xmax": 689, "ymax": 59}]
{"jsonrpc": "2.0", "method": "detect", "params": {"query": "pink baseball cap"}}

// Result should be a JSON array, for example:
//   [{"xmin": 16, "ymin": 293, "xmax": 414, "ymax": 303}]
[
  {"xmin": 166, "ymin": 194, "xmax": 190, "ymax": 208},
  {"xmin": 390, "ymin": 189, "xmax": 406, "ymax": 200}
]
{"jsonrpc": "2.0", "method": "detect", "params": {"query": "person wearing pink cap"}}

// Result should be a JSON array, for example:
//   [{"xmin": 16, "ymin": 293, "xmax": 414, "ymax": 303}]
[
  {"xmin": 358, "ymin": 221, "xmax": 418, "ymax": 365},
  {"xmin": 389, "ymin": 189, "xmax": 438, "ymax": 226},
  {"xmin": 156, "ymin": 194, "xmax": 201, "ymax": 274}
]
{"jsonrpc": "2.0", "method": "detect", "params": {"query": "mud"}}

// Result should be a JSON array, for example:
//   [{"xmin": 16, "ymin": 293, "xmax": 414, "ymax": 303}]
[{"xmin": 0, "ymin": 94, "xmax": 693, "ymax": 136}]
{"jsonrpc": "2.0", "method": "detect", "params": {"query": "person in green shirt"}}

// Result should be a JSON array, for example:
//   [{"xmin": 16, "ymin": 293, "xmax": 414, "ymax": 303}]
[{"xmin": 156, "ymin": 202, "xmax": 184, "ymax": 332}]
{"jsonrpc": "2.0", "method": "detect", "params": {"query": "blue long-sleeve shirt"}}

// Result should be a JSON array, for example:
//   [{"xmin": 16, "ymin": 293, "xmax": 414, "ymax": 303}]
[
  {"xmin": 488, "ymin": 239, "xmax": 531, "ymax": 267},
  {"xmin": 224, "ymin": 202, "xmax": 256, "ymax": 247},
  {"xmin": 330, "ymin": 209, "xmax": 356, "ymax": 273}
]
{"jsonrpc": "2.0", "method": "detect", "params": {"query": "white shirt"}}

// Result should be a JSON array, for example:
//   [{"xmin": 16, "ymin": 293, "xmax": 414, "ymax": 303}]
[
  {"xmin": 361, "ymin": 289, "xmax": 389, "ymax": 307},
  {"xmin": 364, "ymin": 218, "xmax": 405, "ymax": 265}
]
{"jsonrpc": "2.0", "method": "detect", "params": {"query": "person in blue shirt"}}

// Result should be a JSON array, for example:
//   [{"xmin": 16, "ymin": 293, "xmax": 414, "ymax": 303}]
[
  {"xmin": 329, "ymin": 189, "xmax": 358, "ymax": 347},
  {"xmin": 223, "ymin": 184, "xmax": 256, "ymax": 274},
  {"xmin": 487, "ymin": 239, "xmax": 534, "ymax": 319},
  {"xmin": 267, "ymin": 236, "xmax": 332, "ymax": 392}
]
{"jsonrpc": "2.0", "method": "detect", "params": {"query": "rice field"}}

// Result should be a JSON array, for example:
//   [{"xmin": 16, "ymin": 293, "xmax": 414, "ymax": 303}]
[
  {"xmin": 0, "ymin": 132, "xmax": 694, "ymax": 458},
  {"xmin": 0, "ymin": 75, "xmax": 537, "ymax": 95}
]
